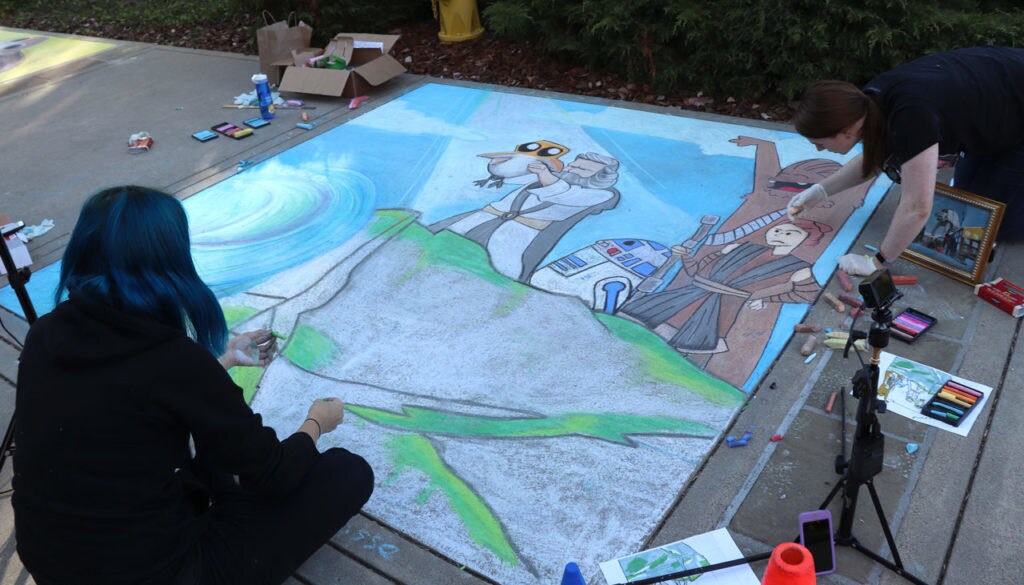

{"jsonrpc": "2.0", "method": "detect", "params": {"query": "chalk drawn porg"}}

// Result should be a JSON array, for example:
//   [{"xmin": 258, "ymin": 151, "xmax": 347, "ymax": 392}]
[
  {"xmin": 0, "ymin": 37, "xmax": 47, "ymax": 73},
  {"xmin": 473, "ymin": 140, "xmax": 569, "ymax": 189}
]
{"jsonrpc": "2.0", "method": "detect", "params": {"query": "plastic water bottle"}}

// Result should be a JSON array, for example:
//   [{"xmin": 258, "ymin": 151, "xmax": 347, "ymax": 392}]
[{"xmin": 251, "ymin": 73, "xmax": 275, "ymax": 120}]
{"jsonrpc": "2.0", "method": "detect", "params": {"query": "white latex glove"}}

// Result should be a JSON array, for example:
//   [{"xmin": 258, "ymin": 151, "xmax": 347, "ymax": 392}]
[
  {"xmin": 221, "ymin": 330, "xmax": 278, "ymax": 369},
  {"xmin": 787, "ymin": 183, "xmax": 828, "ymax": 219},
  {"xmin": 837, "ymin": 253, "xmax": 878, "ymax": 276}
]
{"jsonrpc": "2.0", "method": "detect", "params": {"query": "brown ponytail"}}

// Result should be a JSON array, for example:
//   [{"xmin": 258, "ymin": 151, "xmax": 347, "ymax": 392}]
[{"xmin": 794, "ymin": 81, "xmax": 888, "ymax": 179}]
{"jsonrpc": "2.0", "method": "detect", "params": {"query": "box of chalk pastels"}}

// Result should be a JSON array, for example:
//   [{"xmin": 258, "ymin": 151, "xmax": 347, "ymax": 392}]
[
  {"xmin": 890, "ymin": 307, "xmax": 936, "ymax": 343},
  {"xmin": 920, "ymin": 380, "xmax": 984, "ymax": 427}
]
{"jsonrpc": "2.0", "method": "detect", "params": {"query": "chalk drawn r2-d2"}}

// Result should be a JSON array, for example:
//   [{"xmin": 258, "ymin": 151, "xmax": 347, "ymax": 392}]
[{"xmin": 530, "ymin": 238, "xmax": 674, "ymax": 313}]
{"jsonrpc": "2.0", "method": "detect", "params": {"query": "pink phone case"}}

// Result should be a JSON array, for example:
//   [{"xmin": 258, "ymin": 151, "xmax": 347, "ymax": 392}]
[{"xmin": 798, "ymin": 509, "xmax": 836, "ymax": 575}]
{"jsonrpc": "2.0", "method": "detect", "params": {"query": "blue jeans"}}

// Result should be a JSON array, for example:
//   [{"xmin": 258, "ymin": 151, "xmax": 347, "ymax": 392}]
[{"xmin": 954, "ymin": 142, "xmax": 1024, "ymax": 241}]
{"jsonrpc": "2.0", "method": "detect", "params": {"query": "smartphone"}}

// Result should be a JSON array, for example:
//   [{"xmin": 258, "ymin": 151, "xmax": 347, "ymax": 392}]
[
  {"xmin": 798, "ymin": 510, "xmax": 836, "ymax": 575},
  {"xmin": 243, "ymin": 117, "xmax": 271, "ymax": 129},
  {"xmin": 191, "ymin": 129, "xmax": 218, "ymax": 142},
  {"xmin": 211, "ymin": 122, "xmax": 253, "ymax": 139}
]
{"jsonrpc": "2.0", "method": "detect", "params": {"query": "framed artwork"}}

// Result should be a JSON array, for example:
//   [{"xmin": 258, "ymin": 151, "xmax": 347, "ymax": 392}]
[{"xmin": 902, "ymin": 183, "xmax": 1004, "ymax": 285}]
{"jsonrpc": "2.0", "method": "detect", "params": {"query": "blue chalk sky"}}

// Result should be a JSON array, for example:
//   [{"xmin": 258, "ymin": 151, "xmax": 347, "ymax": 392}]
[{"xmin": 2, "ymin": 83, "xmax": 889, "ymax": 391}]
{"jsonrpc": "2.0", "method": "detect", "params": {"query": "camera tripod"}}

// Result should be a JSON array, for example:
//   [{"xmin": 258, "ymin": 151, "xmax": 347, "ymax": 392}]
[
  {"xmin": 624, "ymin": 271, "xmax": 931, "ymax": 585},
  {"xmin": 0, "ymin": 221, "xmax": 38, "ymax": 475},
  {"xmin": 813, "ymin": 298, "xmax": 929, "ymax": 585}
]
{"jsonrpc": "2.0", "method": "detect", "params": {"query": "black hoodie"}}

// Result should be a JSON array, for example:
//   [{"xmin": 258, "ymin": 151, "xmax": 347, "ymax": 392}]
[{"xmin": 12, "ymin": 299, "xmax": 317, "ymax": 585}]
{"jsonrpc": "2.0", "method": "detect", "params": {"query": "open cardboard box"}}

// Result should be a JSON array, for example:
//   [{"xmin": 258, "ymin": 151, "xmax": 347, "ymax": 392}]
[{"xmin": 275, "ymin": 33, "xmax": 406, "ymax": 98}]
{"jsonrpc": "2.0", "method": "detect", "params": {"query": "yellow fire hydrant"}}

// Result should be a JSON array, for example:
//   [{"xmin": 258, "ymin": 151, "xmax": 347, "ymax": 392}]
[{"xmin": 432, "ymin": 0, "xmax": 485, "ymax": 42}]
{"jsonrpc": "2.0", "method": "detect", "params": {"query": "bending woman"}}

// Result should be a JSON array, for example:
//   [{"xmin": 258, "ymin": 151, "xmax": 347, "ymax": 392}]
[
  {"xmin": 786, "ymin": 46, "xmax": 1024, "ymax": 275},
  {"xmin": 13, "ymin": 186, "xmax": 374, "ymax": 585}
]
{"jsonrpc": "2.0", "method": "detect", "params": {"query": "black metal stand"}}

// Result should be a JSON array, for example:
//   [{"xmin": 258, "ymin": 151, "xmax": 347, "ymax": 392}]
[
  {"xmin": 0, "ymin": 221, "xmax": 37, "ymax": 475},
  {"xmin": 815, "ymin": 303, "xmax": 930, "ymax": 585}
]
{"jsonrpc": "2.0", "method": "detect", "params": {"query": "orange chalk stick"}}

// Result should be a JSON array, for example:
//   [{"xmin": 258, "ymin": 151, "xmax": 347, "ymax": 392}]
[
  {"xmin": 838, "ymin": 293, "xmax": 863, "ymax": 308},
  {"xmin": 825, "ymin": 391, "xmax": 838, "ymax": 414},
  {"xmin": 941, "ymin": 385, "xmax": 978, "ymax": 404},
  {"xmin": 837, "ymin": 270, "xmax": 853, "ymax": 292},
  {"xmin": 937, "ymin": 391, "xmax": 973, "ymax": 408}
]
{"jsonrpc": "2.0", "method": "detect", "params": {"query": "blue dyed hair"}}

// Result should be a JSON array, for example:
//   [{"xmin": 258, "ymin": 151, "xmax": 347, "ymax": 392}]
[{"xmin": 56, "ymin": 186, "xmax": 227, "ymax": 355}]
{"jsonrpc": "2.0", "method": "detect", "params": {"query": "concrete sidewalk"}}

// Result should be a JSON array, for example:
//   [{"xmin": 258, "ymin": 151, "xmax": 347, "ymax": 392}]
[{"xmin": 1, "ymin": 28, "xmax": 1021, "ymax": 585}]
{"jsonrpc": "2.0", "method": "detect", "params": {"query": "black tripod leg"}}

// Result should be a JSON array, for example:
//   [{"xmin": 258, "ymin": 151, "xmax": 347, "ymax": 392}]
[
  {"xmin": 865, "ymin": 479, "xmax": 904, "ymax": 568},
  {"xmin": 836, "ymin": 480, "xmax": 930, "ymax": 585},
  {"xmin": 848, "ymin": 538, "xmax": 930, "ymax": 585},
  {"xmin": 0, "ymin": 412, "xmax": 13, "ymax": 474},
  {"xmin": 817, "ymin": 476, "xmax": 845, "ymax": 510}
]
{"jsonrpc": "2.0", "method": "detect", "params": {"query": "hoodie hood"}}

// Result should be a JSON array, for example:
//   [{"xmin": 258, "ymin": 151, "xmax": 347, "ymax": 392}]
[{"xmin": 36, "ymin": 299, "xmax": 185, "ymax": 367}]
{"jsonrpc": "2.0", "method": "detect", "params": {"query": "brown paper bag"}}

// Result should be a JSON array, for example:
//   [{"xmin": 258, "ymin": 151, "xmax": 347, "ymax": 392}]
[{"xmin": 256, "ymin": 12, "xmax": 313, "ymax": 85}]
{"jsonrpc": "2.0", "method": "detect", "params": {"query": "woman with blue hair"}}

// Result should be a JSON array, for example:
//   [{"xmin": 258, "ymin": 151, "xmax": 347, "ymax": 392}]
[{"xmin": 12, "ymin": 186, "xmax": 374, "ymax": 585}]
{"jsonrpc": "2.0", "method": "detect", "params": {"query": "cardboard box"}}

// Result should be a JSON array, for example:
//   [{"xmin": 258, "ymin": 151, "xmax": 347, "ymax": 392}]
[{"xmin": 276, "ymin": 33, "xmax": 406, "ymax": 98}]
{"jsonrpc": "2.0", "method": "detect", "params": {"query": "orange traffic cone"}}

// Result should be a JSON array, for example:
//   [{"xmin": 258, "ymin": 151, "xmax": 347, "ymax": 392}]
[{"xmin": 760, "ymin": 542, "xmax": 816, "ymax": 585}]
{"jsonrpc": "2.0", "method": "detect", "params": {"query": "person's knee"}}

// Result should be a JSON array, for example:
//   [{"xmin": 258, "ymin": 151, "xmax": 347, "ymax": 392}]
[
  {"xmin": 321, "ymin": 448, "xmax": 374, "ymax": 510},
  {"xmin": 347, "ymin": 452, "xmax": 375, "ymax": 508}
]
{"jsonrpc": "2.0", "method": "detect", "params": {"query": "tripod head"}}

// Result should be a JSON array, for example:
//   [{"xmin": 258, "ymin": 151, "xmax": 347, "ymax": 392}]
[
  {"xmin": 0, "ymin": 220, "xmax": 37, "ymax": 323},
  {"xmin": 846, "ymin": 269, "xmax": 903, "ymax": 398},
  {"xmin": 861, "ymin": 268, "xmax": 902, "ymax": 342}
]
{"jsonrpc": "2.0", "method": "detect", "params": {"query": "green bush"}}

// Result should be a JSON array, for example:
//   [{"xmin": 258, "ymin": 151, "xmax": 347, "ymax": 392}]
[
  {"xmin": 483, "ymin": 0, "xmax": 1024, "ymax": 99},
  {"xmin": 243, "ymin": 0, "xmax": 432, "ymax": 44}
]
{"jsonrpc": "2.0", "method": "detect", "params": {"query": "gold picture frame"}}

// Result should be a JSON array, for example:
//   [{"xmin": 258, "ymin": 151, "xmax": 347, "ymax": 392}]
[{"xmin": 901, "ymin": 183, "xmax": 1004, "ymax": 285}]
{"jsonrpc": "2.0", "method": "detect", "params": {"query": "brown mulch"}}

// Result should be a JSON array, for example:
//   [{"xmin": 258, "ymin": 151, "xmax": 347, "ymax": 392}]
[
  {"xmin": 10, "ymin": 14, "xmax": 792, "ymax": 122},
  {"xmin": 393, "ymin": 20, "xmax": 794, "ymax": 123}
]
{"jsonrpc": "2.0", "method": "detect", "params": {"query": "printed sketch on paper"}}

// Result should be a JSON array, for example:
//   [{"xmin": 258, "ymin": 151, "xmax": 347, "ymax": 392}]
[{"xmin": 599, "ymin": 528, "xmax": 760, "ymax": 584}]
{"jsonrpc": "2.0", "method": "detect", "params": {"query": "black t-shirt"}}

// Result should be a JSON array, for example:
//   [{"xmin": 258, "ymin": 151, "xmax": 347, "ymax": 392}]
[{"xmin": 864, "ymin": 46, "xmax": 1024, "ymax": 167}]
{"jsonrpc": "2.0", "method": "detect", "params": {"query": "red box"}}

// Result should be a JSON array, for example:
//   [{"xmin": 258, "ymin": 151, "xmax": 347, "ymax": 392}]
[{"xmin": 974, "ymin": 278, "xmax": 1024, "ymax": 318}]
